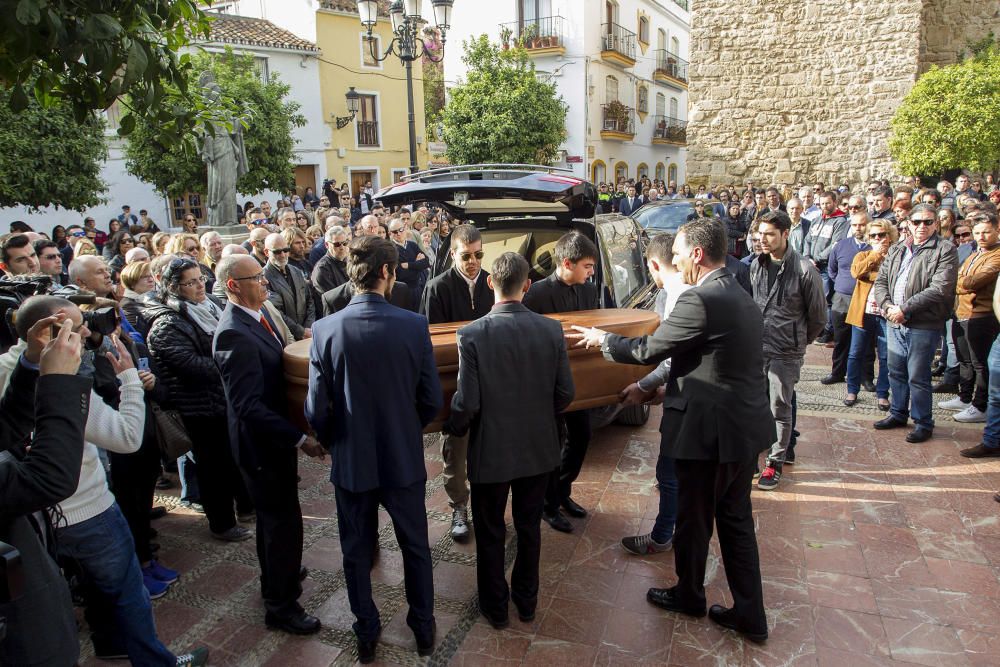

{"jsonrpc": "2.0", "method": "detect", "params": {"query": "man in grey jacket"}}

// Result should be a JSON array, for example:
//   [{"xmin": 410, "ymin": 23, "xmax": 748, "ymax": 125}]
[
  {"xmin": 804, "ymin": 191, "xmax": 849, "ymax": 343},
  {"xmin": 872, "ymin": 203, "xmax": 958, "ymax": 443},
  {"xmin": 750, "ymin": 211, "xmax": 827, "ymax": 490}
]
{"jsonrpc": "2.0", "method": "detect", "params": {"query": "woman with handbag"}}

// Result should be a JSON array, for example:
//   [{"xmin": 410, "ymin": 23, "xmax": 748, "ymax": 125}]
[{"xmin": 144, "ymin": 257, "xmax": 254, "ymax": 543}]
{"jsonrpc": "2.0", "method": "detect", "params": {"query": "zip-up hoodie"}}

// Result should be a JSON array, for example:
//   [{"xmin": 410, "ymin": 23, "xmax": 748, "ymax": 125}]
[{"xmin": 749, "ymin": 246, "xmax": 828, "ymax": 360}]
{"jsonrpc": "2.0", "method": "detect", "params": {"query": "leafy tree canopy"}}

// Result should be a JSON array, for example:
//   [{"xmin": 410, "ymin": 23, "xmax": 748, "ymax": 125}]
[
  {"xmin": 0, "ymin": 0, "xmax": 229, "ymax": 147},
  {"xmin": 124, "ymin": 48, "xmax": 305, "ymax": 198},
  {"xmin": 889, "ymin": 36, "xmax": 1000, "ymax": 177},
  {"xmin": 0, "ymin": 89, "xmax": 107, "ymax": 210},
  {"xmin": 441, "ymin": 35, "xmax": 566, "ymax": 165}
]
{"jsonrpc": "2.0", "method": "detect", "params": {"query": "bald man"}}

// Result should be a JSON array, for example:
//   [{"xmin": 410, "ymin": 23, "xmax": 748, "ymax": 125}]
[{"xmin": 243, "ymin": 227, "xmax": 271, "ymax": 266}]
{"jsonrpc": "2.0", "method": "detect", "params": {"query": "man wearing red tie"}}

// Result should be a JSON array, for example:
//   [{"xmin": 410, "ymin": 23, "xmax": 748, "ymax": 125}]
[{"xmin": 213, "ymin": 254, "xmax": 327, "ymax": 635}]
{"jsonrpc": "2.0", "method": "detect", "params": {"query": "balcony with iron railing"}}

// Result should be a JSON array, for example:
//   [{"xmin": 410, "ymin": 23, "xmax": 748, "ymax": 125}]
[
  {"xmin": 357, "ymin": 120, "xmax": 379, "ymax": 147},
  {"xmin": 498, "ymin": 16, "xmax": 565, "ymax": 55},
  {"xmin": 652, "ymin": 115, "xmax": 687, "ymax": 145},
  {"xmin": 601, "ymin": 102, "xmax": 635, "ymax": 140},
  {"xmin": 654, "ymin": 49, "xmax": 688, "ymax": 88},
  {"xmin": 601, "ymin": 22, "xmax": 637, "ymax": 67}
]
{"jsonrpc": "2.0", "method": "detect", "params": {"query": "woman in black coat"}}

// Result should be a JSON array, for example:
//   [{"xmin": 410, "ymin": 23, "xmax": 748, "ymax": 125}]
[
  {"xmin": 106, "ymin": 230, "xmax": 136, "ymax": 278},
  {"xmin": 144, "ymin": 258, "xmax": 253, "ymax": 543}
]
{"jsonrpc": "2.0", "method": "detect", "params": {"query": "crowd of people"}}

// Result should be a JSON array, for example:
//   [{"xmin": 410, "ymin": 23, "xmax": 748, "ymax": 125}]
[{"xmin": 1, "ymin": 168, "xmax": 999, "ymax": 664}]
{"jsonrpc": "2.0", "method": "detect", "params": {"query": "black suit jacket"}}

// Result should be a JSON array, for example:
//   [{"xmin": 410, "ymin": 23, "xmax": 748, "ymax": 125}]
[
  {"xmin": 419, "ymin": 267, "xmax": 494, "ymax": 324},
  {"xmin": 725, "ymin": 254, "xmax": 753, "ymax": 295},
  {"xmin": 603, "ymin": 269, "xmax": 775, "ymax": 463},
  {"xmin": 311, "ymin": 253, "xmax": 349, "ymax": 295},
  {"xmin": 263, "ymin": 263, "xmax": 316, "ymax": 340},
  {"xmin": 522, "ymin": 272, "xmax": 600, "ymax": 314},
  {"xmin": 446, "ymin": 303, "xmax": 575, "ymax": 484},
  {"xmin": 322, "ymin": 281, "xmax": 413, "ymax": 316},
  {"xmin": 213, "ymin": 303, "xmax": 303, "ymax": 473}
]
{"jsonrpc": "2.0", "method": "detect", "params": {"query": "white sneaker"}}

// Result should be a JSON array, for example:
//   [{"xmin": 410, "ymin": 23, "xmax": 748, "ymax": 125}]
[
  {"xmin": 954, "ymin": 405, "xmax": 987, "ymax": 423},
  {"xmin": 938, "ymin": 397, "xmax": 971, "ymax": 411}
]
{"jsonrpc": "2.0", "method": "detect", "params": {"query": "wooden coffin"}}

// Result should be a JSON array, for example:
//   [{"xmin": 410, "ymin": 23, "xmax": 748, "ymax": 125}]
[{"xmin": 283, "ymin": 308, "xmax": 660, "ymax": 434}]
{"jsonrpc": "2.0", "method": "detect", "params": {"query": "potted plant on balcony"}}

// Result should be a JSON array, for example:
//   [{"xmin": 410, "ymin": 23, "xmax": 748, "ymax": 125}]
[
  {"xmin": 500, "ymin": 25, "xmax": 513, "ymax": 50},
  {"xmin": 520, "ymin": 23, "xmax": 538, "ymax": 49},
  {"xmin": 605, "ymin": 100, "xmax": 631, "ymax": 133}
]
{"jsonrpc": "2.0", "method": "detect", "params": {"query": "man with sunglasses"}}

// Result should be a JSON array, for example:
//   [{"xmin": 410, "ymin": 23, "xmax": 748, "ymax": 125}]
[
  {"xmin": 873, "ymin": 203, "xmax": 958, "ymax": 443},
  {"xmin": 420, "ymin": 224, "xmax": 495, "ymax": 541},
  {"xmin": 388, "ymin": 217, "xmax": 428, "ymax": 309},
  {"xmin": 311, "ymin": 226, "xmax": 351, "ymax": 293},
  {"xmin": 262, "ymin": 233, "xmax": 315, "ymax": 341}
]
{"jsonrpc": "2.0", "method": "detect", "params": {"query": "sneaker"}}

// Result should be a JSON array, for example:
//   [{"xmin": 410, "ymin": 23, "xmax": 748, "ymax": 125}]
[
  {"xmin": 938, "ymin": 396, "xmax": 971, "ymax": 411},
  {"xmin": 211, "ymin": 525, "xmax": 253, "ymax": 542},
  {"xmin": 757, "ymin": 466, "xmax": 781, "ymax": 491},
  {"xmin": 142, "ymin": 568, "xmax": 170, "ymax": 599},
  {"xmin": 621, "ymin": 533, "xmax": 672, "ymax": 555},
  {"xmin": 954, "ymin": 405, "xmax": 987, "ymax": 423},
  {"xmin": 179, "ymin": 500, "xmax": 205, "ymax": 513},
  {"xmin": 176, "ymin": 647, "xmax": 210, "ymax": 667},
  {"xmin": 450, "ymin": 506, "xmax": 470, "ymax": 542},
  {"xmin": 145, "ymin": 560, "xmax": 179, "ymax": 584}
]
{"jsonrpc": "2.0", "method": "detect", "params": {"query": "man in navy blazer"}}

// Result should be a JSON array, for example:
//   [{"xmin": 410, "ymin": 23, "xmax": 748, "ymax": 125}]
[
  {"xmin": 306, "ymin": 236, "xmax": 442, "ymax": 662},
  {"xmin": 213, "ymin": 254, "xmax": 327, "ymax": 636},
  {"xmin": 617, "ymin": 185, "xmax": 645, "ymax": 217}
]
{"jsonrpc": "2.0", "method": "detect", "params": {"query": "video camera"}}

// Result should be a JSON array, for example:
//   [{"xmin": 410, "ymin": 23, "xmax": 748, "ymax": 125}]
[{"xmin": 0, "ymin": 276, "xmax": 97, "ymax": 354}]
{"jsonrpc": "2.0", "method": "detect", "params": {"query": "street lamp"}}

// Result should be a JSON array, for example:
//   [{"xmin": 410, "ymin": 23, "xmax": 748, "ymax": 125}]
[
  {"xmin": 334, "ymin": 87, "xmax": 361, "ymax": 129},
  {"xmin": 355, "ymin": 0, "xmax": 454, "ymax": 174}
]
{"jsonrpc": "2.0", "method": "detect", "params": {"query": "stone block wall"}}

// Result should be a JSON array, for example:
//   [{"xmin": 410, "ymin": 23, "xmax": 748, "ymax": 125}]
[{"xmin": 686, "ymin": 0, "xmax": 997, "ymax": 188}]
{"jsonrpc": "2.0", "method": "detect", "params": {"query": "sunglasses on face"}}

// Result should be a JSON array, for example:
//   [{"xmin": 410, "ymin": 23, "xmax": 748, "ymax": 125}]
[
  {"xmin": 910, "ymin": 219, "xmax": 935, "ymax": 227},
  {"xmin": 331, "ymin": 241, "xmax": 348, "ymax": 248},
  {"xmin": 869, "ymin": 232, "xmax": 888, "ymax": 239},
  {"xmin": 390, "ymin": 229, "xmax": 404, "ymax": 235},
  {"xmin": 270, "ymin": 248, "xmax": 291, "ymax": 254},
  {"xmin": 458, "ymin": 251, "xmax": 485, "ymax": 261},
  {"xmin": 848, "ymin": 205, "xmax": 862, "ymax": 210},
  {"xmin": 955, "ymin": 232, "xmax": 972, "ymax": 239}
]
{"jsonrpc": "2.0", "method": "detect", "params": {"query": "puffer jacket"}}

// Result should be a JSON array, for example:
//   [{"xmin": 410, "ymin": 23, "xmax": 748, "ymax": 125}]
[
  {"xmin": 873, "ymin": 234, "xmax": 958, "ymax": 330},
  {"xmin": 955, "ymin": 243, "xmax": 1000, "ymax": 320},
  {"xmin": 749, "ymin": 246, "xmax": 828, "ymax": 360},
  {"xmin": 143, "ymin": 298, "xmax": 228, "ymax": 418}
]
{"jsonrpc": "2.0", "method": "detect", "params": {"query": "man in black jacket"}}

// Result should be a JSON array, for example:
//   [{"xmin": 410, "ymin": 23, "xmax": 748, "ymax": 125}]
[
  {"xmin": 571, "ymin": 219, "xmax": 774, "ymax": 643},
  {"xmin": 311, "ymin": 226, "xmax": 350, "ymax": 294},
  {"xmin": 445, "ymin": 252, "xmax": 574, "ymax": 629},
  {"xmin": 523, "ymin": 231, "xmax": 599, "ymax": 533},
  {"xmin": 419, "ymin": 224, "xmax": 495, "ymax": 541}
]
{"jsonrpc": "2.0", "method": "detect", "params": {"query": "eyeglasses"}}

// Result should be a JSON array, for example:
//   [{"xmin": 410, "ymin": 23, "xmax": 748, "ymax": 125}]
[
  {"xmin": 178, "ymin": 275, "xmax": 208, "ymax": 288},
  {"xmin": 458, "ymin": 251, "xmax": 485, "ymax": 261},
  {"xmin": 390, "ymin": 229, "xmax": 405, "ymax": 235},
  {"xmin": 955, "ymin": 231, "xmax": 973, "ymax": 239},
  {"xmin": 270, "ymin": 248, "xmax": 291, "ymax": 254},
  {"xmin": 910, "ymin": 219, "xmax": 935, "ymax": 227},
  {"xmin": 331, "ymin": 241, "xmax": 348, "ymax": 248},
  {"xmin": 232, "ymin": 273, "xmax": 266, "ymax": 284},
  {"xmin": 847, "ymin": 205, "xmax": 862, "ymax": 210},
  {"xmin": 869, "ymin": 232, "xmax": 888, "ymax": 239}
]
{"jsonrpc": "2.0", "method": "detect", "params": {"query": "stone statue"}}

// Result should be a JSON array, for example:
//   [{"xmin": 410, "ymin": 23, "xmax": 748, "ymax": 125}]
[{"xmin": 199, "ymin": 72, "xmax": 248, "ymax": 227}]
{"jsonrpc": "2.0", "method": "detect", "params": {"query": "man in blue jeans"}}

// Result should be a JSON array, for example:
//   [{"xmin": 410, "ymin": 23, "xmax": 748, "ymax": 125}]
[{"xmin": 872, "ymin": 204, "xmax": 958, "ymax": 443}]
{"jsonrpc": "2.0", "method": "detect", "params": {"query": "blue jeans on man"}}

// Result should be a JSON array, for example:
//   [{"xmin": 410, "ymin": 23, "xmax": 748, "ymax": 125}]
[
  {"xmin": 886, "ymin": 324, "xmax": 940, "ymax": 431},
  {"xmin": 651, "ymin": 455, "xmax": 677, "ymax": 544},
  {"xmin": 56, "ymin": 504, "xmax": 175, "ymax": 665},
  {"xmin": 819, "ymin": 267, "xmax": 834, "ymax": 335}
]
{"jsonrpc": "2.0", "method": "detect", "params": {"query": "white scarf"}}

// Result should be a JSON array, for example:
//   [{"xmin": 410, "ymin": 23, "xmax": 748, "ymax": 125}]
[{"xmin": 168, "ymin": 296, "xmax": 223, "ymax": 334}]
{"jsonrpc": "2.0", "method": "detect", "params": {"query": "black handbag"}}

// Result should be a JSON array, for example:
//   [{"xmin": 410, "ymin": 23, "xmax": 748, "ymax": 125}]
[{"xmin": 150, "ymin": 403, "xmax": 193, "ymax": 460}]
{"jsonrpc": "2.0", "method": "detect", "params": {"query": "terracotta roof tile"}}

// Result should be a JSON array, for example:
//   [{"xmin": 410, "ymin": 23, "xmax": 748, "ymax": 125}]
[
  {"xmin": 205, "ymin": 14, "xmax": 318, "ymax": 52},
  {"xmin": 320, "ymin": 0, "xmax": 393, "ymax": 18}
]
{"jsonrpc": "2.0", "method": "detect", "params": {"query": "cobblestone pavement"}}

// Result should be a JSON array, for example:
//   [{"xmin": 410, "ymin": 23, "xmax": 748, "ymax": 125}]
[{"xmin": 77, "ymin": 346, "xmax": 1000, "ymax": 666}]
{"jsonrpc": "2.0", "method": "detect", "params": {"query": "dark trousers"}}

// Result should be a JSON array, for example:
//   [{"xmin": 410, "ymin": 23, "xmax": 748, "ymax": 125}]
[
  {"xmin": 240, "ymin": 451, "xmax": 303, "ymax": 616},
  {"xmin": 183, "ymin": 415, "xmax": 253, "ymax": 535},
  {"xmin": 109, "ymin": 438, "xmax": 161, "ymax": 563},
  {"xmin": 334, "ymin": 480, "xmax": 434, "ymax": 642},
  {"xmin": 544, "ymin": 410, "xmax": 592, "ymax": 512},
  {"xmin": 471, "ymin": 471, "xmax": 548, "ymax": 619},
  {"xmin": 673, "ymin": 458, "xmax": 767, "ymax": 634},
  {"xmin": 831, "ymin": 307, "xmax": 852, "ymax": 379},
  {"xmin": 959, "ymin": 316, "xmax": 1000, "ymax": 411}
]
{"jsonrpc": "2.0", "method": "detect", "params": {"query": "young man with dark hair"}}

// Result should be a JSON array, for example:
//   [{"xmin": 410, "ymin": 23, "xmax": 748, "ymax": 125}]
[
  {"xmin": 445, "ymin": 251, "xmax": 574, "ymax": 629},
  {"xmin": 523, "ymin": 231, "xmax": 600, "ymax": 532},
  {"xmin": 34, "ymin": 238, "xmax": 65, "ymax": 284},
  {"xmin": 0, "ymin": 233, "xmax": 40, "ymax": 276}
]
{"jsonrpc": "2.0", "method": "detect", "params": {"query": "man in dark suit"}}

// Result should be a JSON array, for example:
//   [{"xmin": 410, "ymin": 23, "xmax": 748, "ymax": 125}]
[
  {"xmin": 213, "ymin": 254, "xmax": 327, "ymax": 636},
  {"xmin": 523, "ymin": 231, "xmax": 599, "ymax": 533},
  {"xmin": 419, "ymin": 224, "xmax": 495, "ymax": 541},
  {"xmin": 310, "ymin": 225, "xmax": 350, "ymax": 294},
  {"xmin": 306, "ymin": 236, "xmax": 441, "ymax": 662},
  {"xmin": 571, "ymin": 219, "xmax": 775, "ymax": 643},
  {"xmin": 445, "ymin": 252, "xmax": 574, "ymax": 629},
  {"xmin": 322, "ymin": 280, "xmax": 414, "ymax": 315},
  {"xmin": 617, "ymin": 185, "xmax": 644, "ymax": 217},
  {"xmin": 263, "ymin": 232, "xmax": 316, "ymax": 340}
]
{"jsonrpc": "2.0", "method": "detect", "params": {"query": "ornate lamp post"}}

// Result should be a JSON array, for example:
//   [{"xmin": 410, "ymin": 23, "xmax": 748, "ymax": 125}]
[
  {"xmin": 355, "ymin": 0, "xmax": 454, "ymax": 174},
  {"xmin": 334, "ymin": 87, "xmax": 361, "ymax": 129}
]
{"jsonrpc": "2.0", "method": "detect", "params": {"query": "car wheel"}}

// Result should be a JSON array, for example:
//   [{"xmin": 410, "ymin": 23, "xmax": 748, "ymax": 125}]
[{"xmin": 615, "ymin": 403, "xmax": 650, "ymax": 426}]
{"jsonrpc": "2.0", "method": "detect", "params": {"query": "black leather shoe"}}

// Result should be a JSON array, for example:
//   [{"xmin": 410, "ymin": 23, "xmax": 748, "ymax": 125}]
[
  {"xmin": 149, "ymin": 506, "xmax": 168, "ymax": 520},
  {"xmin": 542, "ymin": 510, "xmax": 573, "ymax": 533},
  {"xmin": 415, "ymin": 621, "xmax": 436, "ymax": 657},
  {"xmin": 843, "ymin": 396, "xmax": 857, "ymax": 407},
  {"xmin": 479, "ymin": 606, "xmax": 510, "ymax": 630},
  {"xmin": 299, "ymin": 566, "xmax": 309, "ymax": 582},
  {"xmin": 646, "ymin": 587, "xmax": 706, "ymax": 617},
  {"xmin": 873, "ymin": 416, "xmax": 907, "ymax": 430},
  {"xmin": 561, "ymin": 497, "xmax": 587, "ymax": 518},
  {"xmin": 514, "ymin": 603, "xmax": 536, "ymax": 623},
  {"xmin": 905, "ymin": 428, "xmax": 933, "ymax": 444},
  {"xmin": 357, "ymin": 629, "xmax": 381, "ymax": 664},
  {"xmin": 708, "ymin": 605, "xmax": 768, "ymax": 643},
  {"xmin": 933, "ymin": 381, "xmax": 959, "ymax": 394},
  {"xmin": 820, "ymin": 375, "xmax": 844, "ymax": 385},
  {"xmin": 265, "ymin": 610, "xmax": 321, "ymax": 635},
  {"xmin": 861, "ymin": 380, "xmax": 876, "ymax": 392}
]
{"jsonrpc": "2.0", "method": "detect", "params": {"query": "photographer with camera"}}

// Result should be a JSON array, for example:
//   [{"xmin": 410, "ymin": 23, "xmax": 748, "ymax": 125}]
[{"xmin": 0, "ymin": 313, "xmax": 88, "ymax": 666}]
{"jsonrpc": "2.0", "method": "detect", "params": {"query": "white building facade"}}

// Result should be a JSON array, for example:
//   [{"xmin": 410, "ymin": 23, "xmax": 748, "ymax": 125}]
[
  {"xmin": 443, "ymin": 0, "xmax": 690, "ymax": 186},
  {"xmin": 0, "ymin": 14, "xmax": 329, "ymax": 235}
]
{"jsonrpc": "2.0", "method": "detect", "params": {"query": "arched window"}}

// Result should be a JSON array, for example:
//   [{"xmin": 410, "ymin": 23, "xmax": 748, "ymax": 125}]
[
  {"xmin": 670, "ymin": 36, "xmax": 680, "ymax": 55},
  {"xmin": 655, "ymin": 92, "xmax": 665, "ymax": 118},
  {"xmin": 605, "ymin": 75, "xmax": 619, "ymax": 102},
  {"xmin": 637, "ymin": 85, "xmax": 648, "ymax": 113},
  {"xmin": 638, "ymin": 16, "xmax": 649, "ymax": 44},
  {"xmin": 615, "ymin": 161, "xmax": 628, "ymax": 182},
  {"xmin": 637, "ymin": 163, "xmax": 649, "ymax": 179},
  {"xmin": 657, "ymin": 29, "xmax": 666, "ymax": 51},
  {"xmin": 655, "ymin": 162, "xmax": 665, "ymax": 181},
  {"xmin": 592, "ymin": 160, "xmax": 607, "ymax": 184},
  {"xmin": 668, "ymin": 163, "xmax": 678, "ymax": 183},
  {"xmin": 669, "ymin": 97, "xmax": 679, "ymax": 119}
]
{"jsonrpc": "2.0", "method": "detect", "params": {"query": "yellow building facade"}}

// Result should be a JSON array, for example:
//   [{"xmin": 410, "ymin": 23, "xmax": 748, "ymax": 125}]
[{"xmin": 316, "ymin": 2, "xmax": 431, "ymax": 195}]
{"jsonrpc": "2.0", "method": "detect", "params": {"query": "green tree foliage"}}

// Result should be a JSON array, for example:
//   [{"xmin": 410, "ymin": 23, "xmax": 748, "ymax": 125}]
[
  {"xmin": 441, "ymin": 35, "xmax": 566, "ymax": 165},
  {"xmin": 889, "ymin": 38, "xmax": 1000, "ymax": 176},
  {"xmin": 124, "ymin": 49, "xmax": 305, "ymax": 198},
  {"xmin": 0, "ymin": 89, "xmax": 107, "ymax": 210},
  {"xmin": 0, "ymin": 0, "xmax": 222, "ymax": 147}
]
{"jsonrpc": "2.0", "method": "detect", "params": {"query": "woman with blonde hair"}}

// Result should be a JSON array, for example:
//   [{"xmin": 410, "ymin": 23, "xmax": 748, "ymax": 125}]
[
  {"xmin": 305, "ymin": 224, "xmax": 324, "ymax": 245},
  {"xmin": 150, "ymin": 231, "xmax": 170, "ymax": 256},
  {"xmin": 120, "ymin": 261, "xmax": 156, "ymax": 336},
  {"xmin": 73, "ymin": 237, "xmax": 98, "ymax": 257},
  {"xmin": 845, "ymin": 219, "xmax": 898, "ymax": 410},
  {"xmin": 165, "ymin": 233, "xmax": 216, "ymax": 291}
]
